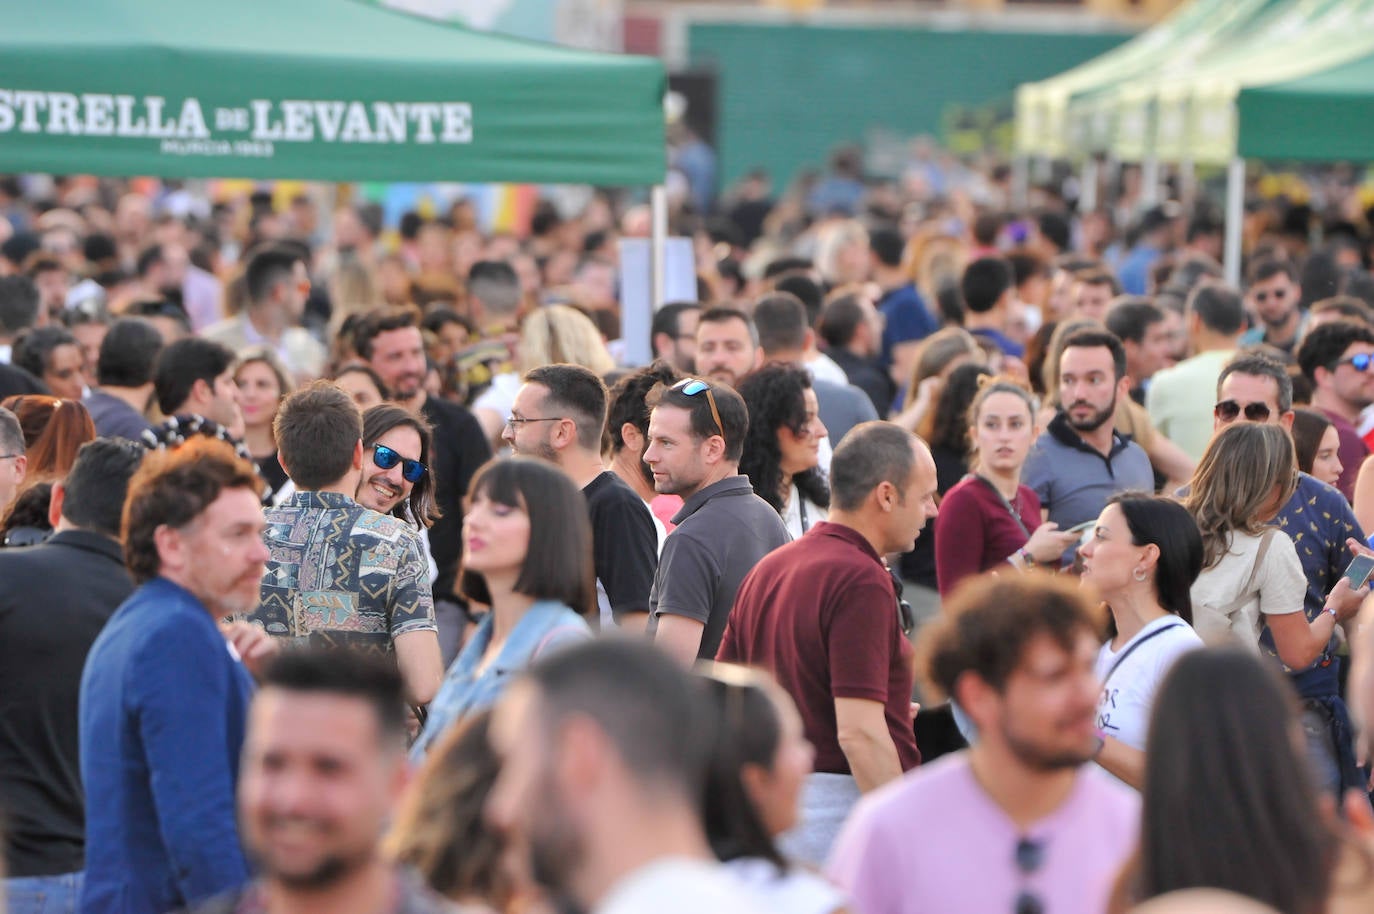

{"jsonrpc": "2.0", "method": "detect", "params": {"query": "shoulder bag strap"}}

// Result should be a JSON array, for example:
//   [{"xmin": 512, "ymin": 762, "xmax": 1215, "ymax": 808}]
[
  {"xmin": 974, "ymin": 475, "xmax": 1032, "ymax": 539},
  {"xmin": 1216, "ymin": 527, "xmax": 1279, "ymax": 620},
  {"xmin": 1101, "ymin": 621, "xmax": 1187, "ymax": 691}
]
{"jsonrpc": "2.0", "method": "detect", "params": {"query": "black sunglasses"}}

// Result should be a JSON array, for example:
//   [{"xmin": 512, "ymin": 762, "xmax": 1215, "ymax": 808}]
[
  {"xmin": 1213, "ymin": 399, "xmax": 1272, "ymax": 423},
  {"xmin": 373, "ymin": 443, "xmax": 427, "ymax": 484},
  {"xmin": 1014, "ymin": 837, "xmax": 1045, "ymax": 914},
  {"xmin": 888, "ymin": 564, "xmax": 915, "ymax": 637}
]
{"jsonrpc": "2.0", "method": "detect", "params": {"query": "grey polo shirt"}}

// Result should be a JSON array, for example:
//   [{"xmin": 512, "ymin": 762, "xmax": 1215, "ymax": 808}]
[
  {"xmin": 648, "ymin": 475, "xmax": 791, "ymax": 659},
  {"xmin": 1022, "ymin": 412, "xmax": 1154, "ymax": 563}
]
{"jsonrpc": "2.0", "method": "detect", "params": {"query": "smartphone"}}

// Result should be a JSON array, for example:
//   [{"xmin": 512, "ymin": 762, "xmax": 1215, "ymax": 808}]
[
  {"xmin": 1343, "ymin": 553, "xmax": 1374, "ymax": 589},
  {"xmin": 1066, "ymin": 520, "xmax": 1097, "ymax": 535}
]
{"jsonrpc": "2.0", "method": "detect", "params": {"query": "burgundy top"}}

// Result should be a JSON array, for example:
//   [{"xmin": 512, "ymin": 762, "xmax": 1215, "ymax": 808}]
[
  {"xmin": 934, "ymin": 475, "xmax": 1042, "ymax": 597},
  {"xmin": 717, "ymin": 522, "xmax": 920, "ymax": 775},
  {"xmin": 1318, "ymin": 407, "xmax": 1367, "ymax": 502}
]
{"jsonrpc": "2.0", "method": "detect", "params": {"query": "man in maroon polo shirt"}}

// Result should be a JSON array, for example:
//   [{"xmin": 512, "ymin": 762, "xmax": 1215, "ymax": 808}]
[{"xmin": 717, "ymin": 421, "xmax": 939, "ymax": 866}]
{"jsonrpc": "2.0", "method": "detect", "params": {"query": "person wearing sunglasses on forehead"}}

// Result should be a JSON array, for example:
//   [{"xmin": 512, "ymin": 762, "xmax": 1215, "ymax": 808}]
[
  {"xmin": 644, "ymin": 377, "xmax": 790, "ymax": 667},
  {"xmin": 201, "ymin": 244, "xmax": 327, "ymax": 383},
  {"xmin": 1297, "ymin": 319, "xmax": 1374, "ymax": 502},
  {"xmin": 1239, "ymin": 258, "xmax": 1305, "ymax": 356},
  {"xmin": 828, "ymin": 575, "xmax": 1140, "ymax": 914}
]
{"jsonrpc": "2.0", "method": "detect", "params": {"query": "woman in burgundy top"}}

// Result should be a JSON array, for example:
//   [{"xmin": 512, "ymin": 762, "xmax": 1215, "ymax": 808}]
[{"xmin": 934, "ymin": 378, "xmax": 1079, "ymax": 596}]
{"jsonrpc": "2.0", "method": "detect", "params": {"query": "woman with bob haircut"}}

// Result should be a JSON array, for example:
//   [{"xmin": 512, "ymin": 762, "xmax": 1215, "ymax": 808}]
[
  {"xmin": 737, "ymin": 363, "xmax": 830, "ymax": 539},
  {"xmin": 698, "ymin": 663, "xmax": 848, "ymax": 914},
  {"xmin": 411, "ymin": 457, "xmax": 594, "ymax": 758},
  {"xmin": 1110, "ymin": 647, "xmax": 1374, "ymax": 914},
  {"xmin": 1185, "ymin": 423, "xmax": 1359, "ymax": 670},
  {"xmin": 1077, "ymin": 494, "xmax": 1204, "ymax": 788}
]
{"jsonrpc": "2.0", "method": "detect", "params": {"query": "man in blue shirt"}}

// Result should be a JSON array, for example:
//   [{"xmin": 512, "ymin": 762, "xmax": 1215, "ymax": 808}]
[
  {"xmin": 961, "ymin": 256, "xmax": 1024, "ymax": 360},
  {"xmin": 79, "ymin": 437, "xmax": 273, "ymax": 914}
]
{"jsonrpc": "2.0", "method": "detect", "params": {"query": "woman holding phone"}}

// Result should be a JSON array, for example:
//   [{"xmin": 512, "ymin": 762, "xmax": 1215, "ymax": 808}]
[{"xmin": 934, "ymin": 377, "xmax": 1079, "ymax": 596}]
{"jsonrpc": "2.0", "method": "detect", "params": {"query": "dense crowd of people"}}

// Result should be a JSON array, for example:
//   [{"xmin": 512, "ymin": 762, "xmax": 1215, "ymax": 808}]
[{"xmin": 7, "ymin": 156, "xmax": 1374, "ymax": 914}]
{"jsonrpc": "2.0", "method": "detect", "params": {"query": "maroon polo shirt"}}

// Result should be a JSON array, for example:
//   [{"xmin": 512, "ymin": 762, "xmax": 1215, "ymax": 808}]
[{"xmin": 717, "ymin": 521, "xmax": 920, "ymax": 775}]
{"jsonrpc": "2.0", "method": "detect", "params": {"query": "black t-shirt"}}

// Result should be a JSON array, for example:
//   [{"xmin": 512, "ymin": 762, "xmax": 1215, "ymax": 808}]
[
  {"xmin": 421, "ymin": 394, "xmax": 493, "ymax": 601},
  {"xmin": 898, "ymin": 445, "xmax": 968, "ymax": 589},
  {"xmin": 253, "ymin": 452, "xmax": 290, "ymax": 506},
  {"xmin": 583, "ymin": 471, "xmax": 659, "ymax": 624},
  {"xmin": 0, "ymin": 531, "xmax": 134, "ymax": 877}
]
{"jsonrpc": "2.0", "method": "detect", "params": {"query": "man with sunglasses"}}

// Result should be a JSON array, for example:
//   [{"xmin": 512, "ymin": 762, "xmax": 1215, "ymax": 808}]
[
  {"xmin": 250, "ymin": 383, "xmax": 442, "ymax": 708},
  {"xmin": 202, "ymin": 244, "xmax": 326, "ymax": 381},
  {"xmin": 643, "ymin": 376, "xmax": 790, "ymax": 666},
  {"xmin": 1212, "ymin": 352, "xmax": 1367, "ymax": 799},
  {"xmin": 1239, "ymin": 258, "xmax": 1305, "ymax": 355},
  {"xmin": 718, "ymin": 422, "xmax": 936, "ymax": 866},
  {"xmin": 828, "ymin": 574, "xmax": 1139, "ymax": 914},
  {"xmin": 1297, "ymin": 319, "xmax": 1374, "ymax": 501}
]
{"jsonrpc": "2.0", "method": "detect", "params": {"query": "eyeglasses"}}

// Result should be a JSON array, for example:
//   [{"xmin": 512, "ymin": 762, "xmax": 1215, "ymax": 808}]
[
  {"xmin": 672, "ymin": 378, "xmax": 723, "ymax": 437},
  {"xmin": 372, "ymin": 443, "xmax": 427, "ymax": 484},
  {"xmin": 0, "ymin": 454, "xmax": 19, "ymax": 460},
  {"xmin": 505, "ymin": 415, "xmax": 564, "ymax": 430},
  {"xmin": 888, "ymin": 564, "xmax": 915, "ymax": 637},
  {"xmin": 1013, "ymin": 837, "xmax": 1045, "ymax": 914},
  {"xmin": 1213, "ymin": 399, "xmax": 1273, "ymax": 423},
  {"xmin": 1335, "ymin": 353, "xmax": 1374, "ymax": 372}
]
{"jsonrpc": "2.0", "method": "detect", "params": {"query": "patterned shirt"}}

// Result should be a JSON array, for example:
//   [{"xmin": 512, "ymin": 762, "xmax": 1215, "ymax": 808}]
[{"xmin": 250, "ymin": 491, "xmax": 435, "ymax": 656}]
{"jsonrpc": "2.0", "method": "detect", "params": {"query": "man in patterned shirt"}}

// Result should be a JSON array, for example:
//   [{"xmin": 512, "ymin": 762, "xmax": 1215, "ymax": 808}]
[{"xmin": 249, "ymin": 381, "xmax": 443, "ymax": 706}]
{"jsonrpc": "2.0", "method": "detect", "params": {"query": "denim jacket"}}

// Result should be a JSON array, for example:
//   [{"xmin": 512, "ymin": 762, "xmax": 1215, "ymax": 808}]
[{"xmin": 411, "ymin": 600, "xmax": 588, "ymax": 760}]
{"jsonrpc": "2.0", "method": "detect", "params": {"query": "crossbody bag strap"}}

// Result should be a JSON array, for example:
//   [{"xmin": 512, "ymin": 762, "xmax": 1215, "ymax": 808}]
[
  {"xmin": 1216, "ymin": 527, "xmax": 1278, "ymax": 620},
  {"xmin": 1102, "ymin": 620, "xmax": 1187, "ymax": 690},
  {"xmin": 974, "ymin": 475, "xmax": 1031, "ymax": 539}
]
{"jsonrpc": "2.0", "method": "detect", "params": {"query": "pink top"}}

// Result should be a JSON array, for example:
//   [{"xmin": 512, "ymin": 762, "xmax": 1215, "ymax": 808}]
[{"xmin": 828, "ymin": 752, "xmax": 1139, "ymax": 914}]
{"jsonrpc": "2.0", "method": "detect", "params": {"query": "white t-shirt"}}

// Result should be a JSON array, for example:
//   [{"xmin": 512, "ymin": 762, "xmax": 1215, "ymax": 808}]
[
  {"xmin": 782, "ymin": 482, "xmax": 828, "ymax": 541},
  {"xmin": 598, "ymin": 858, "xmax": 765, "ymax": 914},
  {"xmin": 472, "ymin": 371, "xmax": 521, "ymax": 418},
  {"xmin": 1094, "ymin": 616, "xmax": 1202, "ymax": 752},
  {"xmin": 725, "ymin": 857, "xmax": 845, "ymax": 914},
  {"xmin": 1190, "ymin": 528, "xmax": 1306, "ymax": 651}
]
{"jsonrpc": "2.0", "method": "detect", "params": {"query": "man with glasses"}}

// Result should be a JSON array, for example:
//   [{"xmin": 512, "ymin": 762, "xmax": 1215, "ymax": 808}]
[
  {"xmin": 202, "ymin": 244, "xmax": 326, "ymax": 381},
  {"xmin": 1212, "ymin": 351, "xmax": 1366, "ymax": 799},
  {"xmin": 1147, "ymin": 280, "xmax": 1247, "ymax": 460},
  {"xmin": 249, "ymin": 382, "xmax": 442, "ymax": 708},
  {"xmin": 504, "ymin": 364, "xmax": 659, "ymax": 633},
  {"xmin": 643, "ymin": 377, "xmax": 789, "ymax": 665},
  {"xmin": 0, "ymin": 406, "xmax": 25, "ymax": 516},
  {"xmin": 1240, "ymin": 258, "xmax": 1305, "ymax": 356},
  {"xmin": 1297, "ymin": 319, "xmax": 1374, "ymax": 500},
  {"xmin": 718, "ymin": 422, "xmax": 937, "ymax": 866},
  {"xmin": 828, "ymin": 574, "xmax": 1139, "ymax": 914}
]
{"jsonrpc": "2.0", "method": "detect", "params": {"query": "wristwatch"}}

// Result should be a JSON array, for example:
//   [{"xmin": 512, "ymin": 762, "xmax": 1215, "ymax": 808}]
[
  {"xmin": 1324, "ymin": 605, "xmax": 1338, "ymax": 620},
  {"xmin": 1019, "ymin": 548, "xmax": 1036, "ymax": 569}
]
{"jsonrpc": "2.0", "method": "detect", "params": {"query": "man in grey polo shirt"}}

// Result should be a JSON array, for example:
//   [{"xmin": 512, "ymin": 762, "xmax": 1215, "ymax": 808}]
[
  {"xmin": 1023, "ymin": 328, "xmax": 1153, "ymax": 566},
  {"xmin": 644, "ymin": 377, "xmax": 791, "ymax": 665}
]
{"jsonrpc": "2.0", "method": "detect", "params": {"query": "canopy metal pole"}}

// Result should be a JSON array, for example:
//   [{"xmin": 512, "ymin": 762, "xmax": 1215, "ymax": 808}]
[
  {"xmin": 1080, "ymin": 157, "xmax": 1100, "ymax": 213},
  {"xmin": 1224, "ymin": 157, "xmax": 1245, "ymax": 288},
  {"xmin": 1178, "ymin": 159, "xmax": 1196, "ymax": 210},
  {"xmin": 650, "ymin": 184, "xmax": 667, "ymax": 310},
  {"xmin": 1141, "ymin": 156, "xmax": 1160, "ymax": 207},
  {"xmin": 1012, "ymin": 155, "xmax": 1029, "ymax": 211}
]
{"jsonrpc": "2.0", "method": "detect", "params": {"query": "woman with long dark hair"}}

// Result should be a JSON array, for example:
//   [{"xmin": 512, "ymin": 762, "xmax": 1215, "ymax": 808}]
[
  {"xmin": 737, "ymin": 363, "xmax": 830, "ymax": 539},
  {"xmin": 1078, "ymin": 494, "xmax": 1203, "ymax": 788},
  {"xmin": 1111, "ymin": 647, "xmax": 1374, "ymax": 914},
  {"xmin": 411, "ymin": 457, "xmax": 594, "ymax": 759}
]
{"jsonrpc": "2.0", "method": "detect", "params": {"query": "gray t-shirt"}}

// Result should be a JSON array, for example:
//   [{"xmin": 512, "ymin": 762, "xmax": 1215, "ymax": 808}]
[
  {"xmin": 1022, "ymin": 412, "xmax": 1154, "ymax": 563},
  {"xmin": 812, "ymin": 377, "xmax": 879, "ymax": 447},
  {"xmin": 648, "ymin": 475, "xmax": 791, "ymax": 659}
]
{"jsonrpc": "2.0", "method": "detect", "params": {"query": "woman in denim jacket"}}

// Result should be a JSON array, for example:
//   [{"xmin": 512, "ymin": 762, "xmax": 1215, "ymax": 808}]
[{"xmin": 413, "ymin": 457, "xmax": 594, "ymax": 759}]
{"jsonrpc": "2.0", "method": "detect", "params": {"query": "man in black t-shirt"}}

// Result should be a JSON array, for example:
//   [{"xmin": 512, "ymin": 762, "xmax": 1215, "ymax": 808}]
[
  {"xmin": 504, "ymin": 363, "xmax": 659, "ymax": 631},
  {"xmin": 0, "ymin": 439, "xmax": 144, "ymax": 904}
]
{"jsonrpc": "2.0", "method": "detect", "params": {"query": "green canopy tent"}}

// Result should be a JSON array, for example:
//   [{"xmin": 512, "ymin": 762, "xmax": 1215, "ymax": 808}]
[
  {"xmin": 0, "ymin": 0, "xmax": 672, "ymax": 313},
  {"xmin": 1236, "ymin": 41, "xmax": 1374, "ymax": 162}
]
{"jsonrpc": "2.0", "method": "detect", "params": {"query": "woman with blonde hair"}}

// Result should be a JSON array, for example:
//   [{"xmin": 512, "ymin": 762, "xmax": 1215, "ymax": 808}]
[
  {"xmin": 815, "ymin": 219, "xmax": 870, "ymax": 287},
  {"xmin": 892, "ymin": 327, "xmax": 984, "ymax": 437},
  {"xmin": 1184, "ymin": 423, "xmax": 1359, "ymax": 667},
  {"xmin": 234, "ymin": 347, "xmax": 295, "ymax": 506},
  {"xmin": 517, "ymin": 304, "xmax": 616, "ymax": 375}
]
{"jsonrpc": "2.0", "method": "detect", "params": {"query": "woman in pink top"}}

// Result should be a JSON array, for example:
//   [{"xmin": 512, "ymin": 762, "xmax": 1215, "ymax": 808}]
[{"xmin": 934, "ymin": 378, "xmax": 1078, "ymax": 596}]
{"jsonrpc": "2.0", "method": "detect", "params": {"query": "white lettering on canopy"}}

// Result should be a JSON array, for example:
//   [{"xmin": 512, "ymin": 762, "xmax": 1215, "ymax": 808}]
[{"xmin": 0, "ymin": 90, "xmax": 473, "ymax": 145}]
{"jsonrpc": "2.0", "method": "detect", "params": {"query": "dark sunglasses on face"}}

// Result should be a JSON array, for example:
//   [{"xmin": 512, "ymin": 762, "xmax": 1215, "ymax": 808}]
[
  {"xmin": 1335, "ymin": 353, "xmax": 1374, "ymax": 372},
  {"xmin": 1213, "ymin": 399, "xmax": 1273, "ymax": 423},
  {"xmin": 373, "ymin": 443, "xmax": 427, "ymax": 483}
]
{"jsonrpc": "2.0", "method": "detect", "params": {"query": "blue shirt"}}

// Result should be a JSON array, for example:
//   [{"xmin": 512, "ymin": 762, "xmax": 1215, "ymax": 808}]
[
  {"xmin": 878, "ymin": 283, "xmax": 938, "ymax": 366},
  {"xmin": 79, "ymin": 578, "xmax": 254, "ymax": 914},
  {"xmin": 1117, "ymin": 243, "xmax": 1161, "ymax": 296},
  {"xmin": 411, "ymin": 600, "xmax": 588, "ymax": 760},
  {"xmin": 969, "ymin": 326, "xmax": 1025, "ymax": 360}
]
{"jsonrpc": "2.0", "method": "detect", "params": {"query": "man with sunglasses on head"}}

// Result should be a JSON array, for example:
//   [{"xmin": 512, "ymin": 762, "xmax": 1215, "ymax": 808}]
[
  {"xmin": 249, "ymin": 382, "xmax": 443, "ymax": 708},
  {"xmin": 1297, "ymin": 319, "xmax": 1374, "ymax": 501},
  {"xmin": 1240, "ymin": 257, "xmax": 1305, "ymax": 356},
  {"xmin": 643, "ymin": 376, "xmax": 790, "ymax": 666},
  {"xmin": 718, "ymin": 422, "xmax": 937, "ymax": 866},
  {"xmin": 1211, "ymin": 351, "xmax": 1367, "ymax": 800},
  {"xmin": 828, "ymin": 574, "xmax": 1139, "ymax": 914}
]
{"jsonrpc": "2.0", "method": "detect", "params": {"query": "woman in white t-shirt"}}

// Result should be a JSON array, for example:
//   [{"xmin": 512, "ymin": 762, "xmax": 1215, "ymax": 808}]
[
  {"xmin": 699, "ymin": 663, "xmax": 849, "ymax": 914},
  {"xmin": 737, "ymin": 364, "xmax": 831, "ymax": 540},
  {"xmin": 1079, "ymin": 494, "xmax": 1204, "ymax": 789},
  {"xmin": 1184, "ymin": 423, "xmax": 1354, "ymax": 670}
]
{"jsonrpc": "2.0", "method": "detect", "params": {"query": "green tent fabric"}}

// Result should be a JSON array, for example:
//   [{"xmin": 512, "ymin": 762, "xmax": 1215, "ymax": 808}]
[
  {"xmin": 1237, "ymin": 46, "xmax": 1374, "ymax": 161},
  {"xmin": 1015, "ymin": 0, "xmax": 1253, "ymax": 158},
  {"xmin": 0, "ymin": 0, "xmax": 666, "ymax": 184}
]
